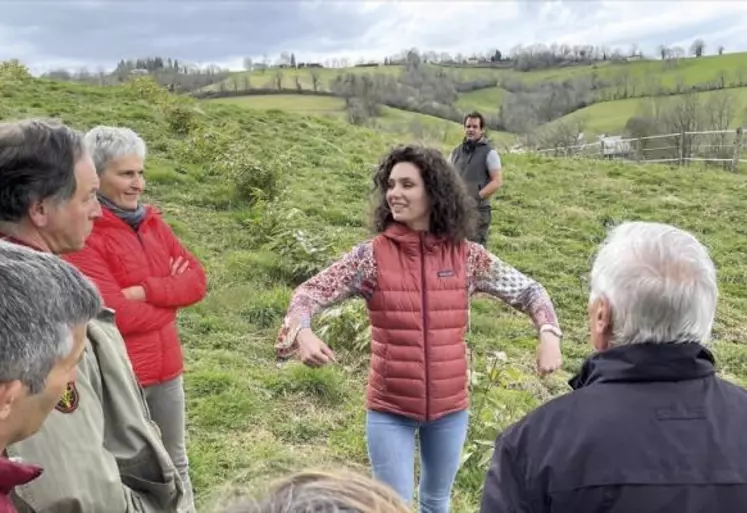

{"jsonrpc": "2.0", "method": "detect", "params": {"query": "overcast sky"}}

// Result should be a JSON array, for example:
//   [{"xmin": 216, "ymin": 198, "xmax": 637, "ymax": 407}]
[{"xmin": 3, "ymin": 0, "xmax": 747, "ymax": 73}]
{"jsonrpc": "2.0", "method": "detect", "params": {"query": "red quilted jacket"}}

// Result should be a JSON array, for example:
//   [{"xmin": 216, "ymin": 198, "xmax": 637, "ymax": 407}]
[
  {"xmin": 366, "ymin": 223, "xmax": 470, "ymax": 422},
  {"xmin": 65, "ymin": 206, "xmax": 207, "ymax": 387}
]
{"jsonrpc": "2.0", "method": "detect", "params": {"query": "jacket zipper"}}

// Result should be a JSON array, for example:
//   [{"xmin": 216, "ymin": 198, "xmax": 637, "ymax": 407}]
[{"xmin": 421, "ymin": 234, "xmax": 430, "ymax": 421}]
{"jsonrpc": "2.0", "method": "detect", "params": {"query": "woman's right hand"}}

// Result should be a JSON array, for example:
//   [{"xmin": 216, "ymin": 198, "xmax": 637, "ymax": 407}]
[{"xmin": 297, "ymin": 329, "xmax": 336, "ymax": 368}]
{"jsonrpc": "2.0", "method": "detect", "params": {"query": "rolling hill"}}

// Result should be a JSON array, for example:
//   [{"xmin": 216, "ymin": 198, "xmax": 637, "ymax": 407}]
[
  {"xmin": 201, "ymin": 52, "xmax": 747, "ymax": 144},
  {"xmin": 544, "ymin": 86, "xmax": 747, "ymax": 136},
  {"xmin": 207, "ymin": 93, "xmax": 517, "ymax": 148},
  {"xmin": 3, "ymin": 67, "xmax": 747, "ymax": 512}
]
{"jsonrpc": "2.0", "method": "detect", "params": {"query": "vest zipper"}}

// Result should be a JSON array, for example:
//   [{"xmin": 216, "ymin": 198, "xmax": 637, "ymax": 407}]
[{"xmin": 421, "ymin": 234, "xmax": 430, "ymax": 422}]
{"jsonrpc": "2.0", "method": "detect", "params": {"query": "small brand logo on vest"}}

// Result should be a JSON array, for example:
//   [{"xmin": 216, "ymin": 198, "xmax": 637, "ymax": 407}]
[{"xmin": 437, "ymin": 269, "xmax": 455, "ymax": 278}]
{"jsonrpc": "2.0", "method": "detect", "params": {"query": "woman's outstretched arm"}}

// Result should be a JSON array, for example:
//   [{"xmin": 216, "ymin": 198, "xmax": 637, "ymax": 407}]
[
  {"xmin": 467, "ymin": 241, "xmax": 563, "ymax": 375},
  {"xmin": 468, "ymin": 242, "xmax": 560, "ymax": 330},
  {"xmin": 275, "ymin": 241, "xmax": 376, "ymax": 360}
]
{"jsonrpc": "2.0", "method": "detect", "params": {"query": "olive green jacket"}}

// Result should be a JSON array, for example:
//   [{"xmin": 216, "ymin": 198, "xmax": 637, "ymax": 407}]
[{"xmin": 7, "ymin": 310, "xmax": 186, "ymax": 512}]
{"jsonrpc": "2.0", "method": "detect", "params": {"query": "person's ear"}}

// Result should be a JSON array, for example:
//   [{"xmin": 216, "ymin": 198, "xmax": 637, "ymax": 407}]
[
  {"xmin": 591, "ymin": 296, "xmax": 614, "ymax": 351},
  {"xmin": 27, "ymin": 198, "xmax": 51, "ymax": 229},
  {"xmin": 0, "ymin": 380, "xmax": 26, "ymax": 421}
]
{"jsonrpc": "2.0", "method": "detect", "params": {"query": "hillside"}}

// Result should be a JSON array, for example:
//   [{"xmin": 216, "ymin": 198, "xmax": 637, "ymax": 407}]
[
  {"xmin": 544, "ymin": 86, "xmax": 747, "ymax": 137},
  {"xmin": 209, "ymin": 52, "xmax": 747, "ymax": 95},
  {"xmin": 200, "ymin": 52, "xmax": 747, "ymax": 145},
  {"xmin": 207, "ymin": 94, "xmax": 517, "ymax": 148},
  {"xmin": 3, "ymin": 68, "xmax": 747, "ymax": 512}
]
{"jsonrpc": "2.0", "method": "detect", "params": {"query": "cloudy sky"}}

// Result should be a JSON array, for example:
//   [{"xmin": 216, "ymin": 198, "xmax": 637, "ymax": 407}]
[{"xmin": 3, "ymin": 0, "xmax": 747, "ymax": 73}]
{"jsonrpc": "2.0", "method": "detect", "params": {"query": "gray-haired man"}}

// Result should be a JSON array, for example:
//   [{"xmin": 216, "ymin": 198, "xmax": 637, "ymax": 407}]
[
  {"xmin": 0, "ymin": 241, "xmax": 101, "ymax": 510},
  {"xmin": 0, "ymin": 119, "xmax": 186, "ymax": 512},
  {"xmin": 481, "ymin": 221, "xmax": 747, "ymax": 513}
]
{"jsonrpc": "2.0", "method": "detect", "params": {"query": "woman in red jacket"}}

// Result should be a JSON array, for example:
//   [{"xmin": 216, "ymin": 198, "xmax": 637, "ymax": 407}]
[
  {"xmin": 65, "ymin": 126, "xmax": 206, "ymax": 513},
  {"xmin": 276, "ymin": 145, "xmax": 563, "ymax": 513}
]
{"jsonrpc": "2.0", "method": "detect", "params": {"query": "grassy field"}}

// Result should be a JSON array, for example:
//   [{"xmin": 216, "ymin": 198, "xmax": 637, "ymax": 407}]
[
  {"xmin": 545, "ymin": 86, "xmax": 747, "ymax": 136},
  {"xmin": 203, "ymin": 52, "xmax": 747, "ymax": 141},
  {"xmin": 210, "ymin": 52, "xmax": 747, "ymax": 95},
  {"xmin": 202, "ymin": 64, "xmax": 401, "ymax": 93},
  {"xmin": 206, "ymin": 93, "xmax": 517, "ymax": 148},
  {"xmin": 456, "ymin": 87, "xmax": 506, "ymax": 115},
  {"xmin": 3, "ymin": 69, "xmax": 747, "ymax": 512}
]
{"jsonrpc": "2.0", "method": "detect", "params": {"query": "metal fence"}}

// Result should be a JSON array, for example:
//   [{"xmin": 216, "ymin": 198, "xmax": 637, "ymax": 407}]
[{"xmin": 532, "ymin": 127, "xmax": 745, "ymax": 171}]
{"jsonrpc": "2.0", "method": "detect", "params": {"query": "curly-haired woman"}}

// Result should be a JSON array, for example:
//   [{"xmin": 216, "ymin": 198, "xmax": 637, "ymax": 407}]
[{"xmin": 275, "ymin": 145, "xmax": 563, "ymax": 513}]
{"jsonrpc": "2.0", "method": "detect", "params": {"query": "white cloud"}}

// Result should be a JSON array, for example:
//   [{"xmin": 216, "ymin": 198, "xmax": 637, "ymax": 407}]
[
  {"xmin": 346, "ymin": 0, "xmax": 747, "ymax": 62},
  {"xmin": 2, "ymin": 0, "xmax": 747, "ymax": 72}
]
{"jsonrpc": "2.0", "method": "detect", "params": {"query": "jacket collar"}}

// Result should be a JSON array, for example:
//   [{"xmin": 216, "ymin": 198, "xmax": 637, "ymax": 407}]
[
  {"xmin": 97, "ymin": 203, "xmax": 157, "ymax": 230},
  {"xmin": 460, "ymin": 136, "xmax": 489, "ymax": 152},
  {"xmin": 0, "ymin": 456, "xmax": 42, "ymax": 495},
  {"xmin": 569, "ymin": 342, "xmax": 716, "ymax": 390},
  {"xmin": 382, "ymin": 222, "xmax": 447, "ymax": 251},
  {"xmin": 0, "ymin": 232, "xmax": 45, "ymax": 252}
]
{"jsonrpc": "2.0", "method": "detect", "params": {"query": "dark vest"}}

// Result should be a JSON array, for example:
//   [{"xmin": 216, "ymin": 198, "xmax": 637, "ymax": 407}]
[{"xmin": 451, "ymin": 138, "xmax": 493, "ymax": 208}]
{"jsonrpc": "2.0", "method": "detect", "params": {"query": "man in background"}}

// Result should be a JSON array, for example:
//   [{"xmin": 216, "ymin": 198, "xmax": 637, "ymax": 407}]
[{"xmin": 449, "ymin": 111, "xmax": 502, "ymax": 247}]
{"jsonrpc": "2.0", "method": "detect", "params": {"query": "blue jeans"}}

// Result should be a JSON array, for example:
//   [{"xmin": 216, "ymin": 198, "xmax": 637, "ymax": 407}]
[{"xmin": 366, "ymin": 409, "xmax": 469, "ymax": 513}]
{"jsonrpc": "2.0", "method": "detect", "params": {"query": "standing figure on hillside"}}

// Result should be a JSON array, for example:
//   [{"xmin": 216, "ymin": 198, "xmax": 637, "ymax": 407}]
[
  {"xmin": 64, "ymin": 125, "xmax": 207, "ymax": 513},
  {"xmin": 449, "ymin": 111, "xmax": 503, "ymax": 247},
  {"xmin": 275, "ymin": 145, "xmax": 563, "ymax": 513}
]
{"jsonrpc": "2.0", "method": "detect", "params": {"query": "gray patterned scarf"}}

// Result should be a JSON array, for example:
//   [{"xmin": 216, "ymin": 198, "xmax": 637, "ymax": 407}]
[{"xmin": 98, "ymin": 194, "xmax": 147, "ymax": 230}]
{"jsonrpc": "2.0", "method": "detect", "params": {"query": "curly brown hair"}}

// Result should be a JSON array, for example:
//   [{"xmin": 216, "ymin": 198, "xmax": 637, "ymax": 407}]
[{"xmin": 371, "ymin": 144, "xmax": 476, "ymax": 243}]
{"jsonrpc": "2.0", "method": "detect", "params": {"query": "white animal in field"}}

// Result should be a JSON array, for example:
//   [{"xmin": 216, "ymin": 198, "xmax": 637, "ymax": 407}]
[{"xmin": 598, "ymin": 134, "xmax": 633, "ymax": 159}]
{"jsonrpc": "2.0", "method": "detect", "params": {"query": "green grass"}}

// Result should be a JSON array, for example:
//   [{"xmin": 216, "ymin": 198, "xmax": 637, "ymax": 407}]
[
  {"xmin": 456, "ymin": 87, "xmax": 506, "ymax": 115},
  {"xmin": 209, "ymin": 94, "xmax": 346, "ymax": 116},
  {"xmin": 546, "ymin": 86, "xmax": 747, "ymax": 136},
  {"xmin": 202, "ymin": 64, "xmax": 402, "ymax": 93},
  {"xmin": 203, "ymin": 53, "xmax": 747, "ymax": 140},
  {"xmin": 205, "ymin": 93, "xmax": 516, "ymax": 148},
  {"xmin": 4, "ymin": 70, "xmax": 747, "ymax": 512}
]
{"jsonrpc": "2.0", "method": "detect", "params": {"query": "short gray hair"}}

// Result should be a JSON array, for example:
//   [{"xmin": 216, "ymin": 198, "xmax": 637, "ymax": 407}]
[
  {"xmin": 0, "ymin": 118, "xmax": 85, "ymax": 222},
  {"xmin": 83, "ymin": 125, "xmax": 147, "ymax": 176},
  {"xmin": 0, "ymin": 240, "xmax": 102, "ymax": 393},
  {"xmin": 589, "ymin": 221, "xmax": 717, "ymax": 346}
]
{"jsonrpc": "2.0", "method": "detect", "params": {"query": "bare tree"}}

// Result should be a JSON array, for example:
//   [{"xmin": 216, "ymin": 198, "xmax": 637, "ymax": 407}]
[
  {"xmin": 274, "ymin": 70, "xmax": 284, "ymax": 90},
  {"xmin": 310, "ymin": 68, "xmax": 321, "ymax": 92},
  {"xmin": 689, "ymin": 39, "xmax": 706, "ymax": 58},
  {"xmin": 243, "ymin": 57, "xmax": 253, "ymax": 71}
]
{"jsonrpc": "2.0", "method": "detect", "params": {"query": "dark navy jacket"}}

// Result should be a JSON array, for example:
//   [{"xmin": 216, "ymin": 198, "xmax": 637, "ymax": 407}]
[{"xmin": 480, "ymin": 342, "xmax": 747, "ymax": 513}]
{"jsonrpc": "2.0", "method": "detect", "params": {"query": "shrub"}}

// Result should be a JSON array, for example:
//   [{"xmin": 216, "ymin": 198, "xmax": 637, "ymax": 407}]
[
  {"xmin": 218, "ymin": 143, "xmax": 283, "ymax": 204},
  {"xmin": 264, "ymin": 210, "xmax": 338, "ymax": 285},
  {"xmin": 316, "ymin": 301, "xmax": 370, "ymax": 353},
  {"xmin": 0, "ymin": 60, "xmax": 33, "ymax": 84}
]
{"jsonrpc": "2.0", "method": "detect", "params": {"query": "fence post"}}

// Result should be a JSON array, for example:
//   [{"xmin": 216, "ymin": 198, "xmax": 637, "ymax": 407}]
[
  {"xmin": 679, "ymin": 130, "xmax": 686, "ymax": 166},
  {"xmin": 732, "ymin": 127, "xmax": 744, "ymax": 172}
]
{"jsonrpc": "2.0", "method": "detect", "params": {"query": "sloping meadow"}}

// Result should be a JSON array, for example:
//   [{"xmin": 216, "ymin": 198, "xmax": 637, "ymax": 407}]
[{"xmin": 3, "ymin": 65, "xmax": 747, "ymax": 511}]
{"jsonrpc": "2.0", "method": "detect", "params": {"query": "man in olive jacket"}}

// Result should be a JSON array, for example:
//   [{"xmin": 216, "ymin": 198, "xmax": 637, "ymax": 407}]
[
  {"xmin": 449, "ymin": 111, "xmax": 502, "ymax": 246},
  {"xmin": 0, "ymin": 119, "xmax": 186, "ymax": 512}
]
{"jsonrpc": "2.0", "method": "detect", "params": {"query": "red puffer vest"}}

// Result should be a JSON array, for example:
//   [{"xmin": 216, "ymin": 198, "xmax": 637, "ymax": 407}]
[{"xmin": 366, "ymin": 223, "xmax": 469, "ymax": 422}]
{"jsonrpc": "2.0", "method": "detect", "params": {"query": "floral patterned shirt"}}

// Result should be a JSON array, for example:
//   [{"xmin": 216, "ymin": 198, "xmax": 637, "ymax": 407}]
[{"xmin": 275, "ymin": 240, "xmax": 560, "ymax": 358}]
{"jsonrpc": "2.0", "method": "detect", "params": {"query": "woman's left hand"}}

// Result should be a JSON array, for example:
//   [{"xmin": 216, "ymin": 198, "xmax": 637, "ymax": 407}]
[{"xmin": 536, "ymin": 331, "xmax": 563, "ymax": 377}]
